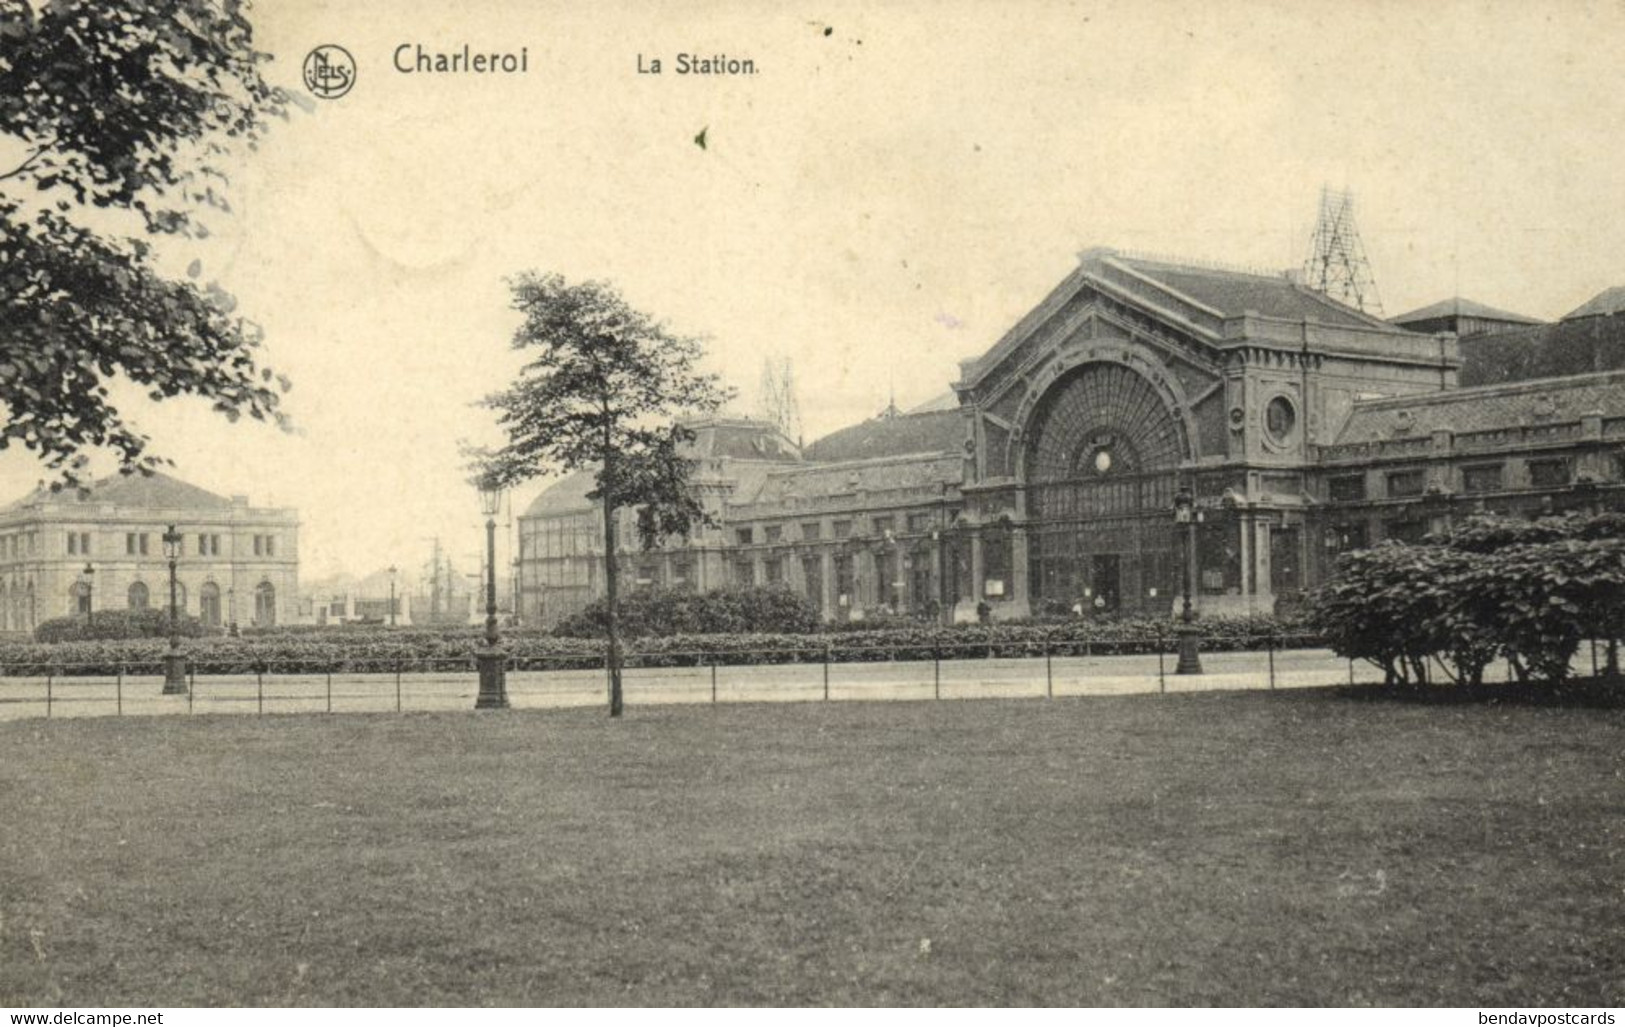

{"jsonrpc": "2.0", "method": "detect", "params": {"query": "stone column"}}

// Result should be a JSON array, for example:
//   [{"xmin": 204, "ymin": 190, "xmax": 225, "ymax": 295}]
[
  {"xmin": 851, "ymin": 549, "xmax": 868, "ymax": 619},
  {"xmin": 1236, "ymin": 510, "xmax": 1254, "ymax": 616},
  {"xmin": 1008, "ymin": 526, "xmax": 1032, "ymax": 619},
  {"xmin": 930, "ymin": 537, "xmax": 945, "ymax": 623},
  {"xmin": 820, "ymin": 549, "xmax": 836, "ymax": 622},
  {"xmin": 968, "ymin": 530, "xmax": 985, "ymax": 622},
  {"xmin": 788, "ymin": 548, "xmax": 806, "ymax": 595}
]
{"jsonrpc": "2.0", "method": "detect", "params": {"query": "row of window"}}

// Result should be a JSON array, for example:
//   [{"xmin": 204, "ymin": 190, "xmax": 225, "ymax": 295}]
[
  {"xmin": 1, "ymin": 533, "xmax": 39, "ymax": 561},
  {"xmin": 734, "ymin": 511, "xmax": 939, "ymax": 547},
  {"xmin": 52, "ymin": 531, "xmax": 278, "ymax": 557},
  {"xmin": 618, "ymin": 537, "xmax": 1023, "ymax": 616},
  {"xmin": 719, "ymin": 549, "xmax": 931, "ymax": 612},
  {"xmin": 0, "ymin": 576, "xmax": 38, "ymax": 632},
  {"xmin": 1325, "ymin": 520, "xmax": 1422, "ymax": 550},
  {"xmin": 73, "ymin": 580, "xmax": 278, "ymax": 626},
  {"xmin": 0, "ymin": 529, "xmax": 289, "ymax": 562},
  {"xmin": 523, "ymin": 515, "xmax": 599, "ymax": 560},
  {"xmin": 1328, "ymin": 457, "xmax": 1576, "ymax": 502}
]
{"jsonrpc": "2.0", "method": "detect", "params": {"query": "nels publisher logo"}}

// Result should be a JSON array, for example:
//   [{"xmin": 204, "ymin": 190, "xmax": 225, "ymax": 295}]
[{"xmin": 303, "ymin": 44, "xmax": 356, "ymax": 99}]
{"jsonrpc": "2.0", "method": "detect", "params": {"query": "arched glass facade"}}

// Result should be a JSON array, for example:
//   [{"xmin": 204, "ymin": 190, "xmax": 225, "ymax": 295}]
[{"xmin": 1022, "ymin": 363, "xmax": 1186, "ymax": 615}]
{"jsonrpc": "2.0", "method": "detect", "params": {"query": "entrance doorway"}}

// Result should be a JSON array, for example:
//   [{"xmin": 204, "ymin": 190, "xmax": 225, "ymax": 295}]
[
  {"xmin": 1090, "ymin": 554, "xmax": 1121, "ymax": 612},
  {"xmin": 254, "ymin": 582, "xmax": 276, "ymax": 627},
  {"xmin": 909, "ymin": 551, "xmax": 934, "ymax": 618},
  {"xmin": 200, "ymin": 583, "xmax": 221, "ymax": 628},
  {"xmin": 1270, "ymin": 526, "xmax": 1301, "ymax": 598}
]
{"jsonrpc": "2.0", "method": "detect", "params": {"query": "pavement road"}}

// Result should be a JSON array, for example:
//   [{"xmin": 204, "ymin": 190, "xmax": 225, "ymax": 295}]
[{"xmin": 0, "ymin": 646, "xmax": 1422, "ymax": 721}]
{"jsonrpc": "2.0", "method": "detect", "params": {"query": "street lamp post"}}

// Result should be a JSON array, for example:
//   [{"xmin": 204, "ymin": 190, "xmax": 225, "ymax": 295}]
[
  {"xmin": 388, "ymin": 565, "xmax": 398, "ymax": 627},
  {"xmin": 161, "ymin": 525, "xmax": 188, "ymax": 694},
  {"xmin": 932, "ymin": 528, "xmax": 946, "ymax": 626},
  {"xmin": 475, "ymin": 483, "xmax": 509, "ymax": 709},
  {"xmin": 1172, "ymin": 487, "xmax": 1204, "ymax": 675},
  {"xmin": 80, "ymin": 562, "xmax": 94, "ymax": 628}
]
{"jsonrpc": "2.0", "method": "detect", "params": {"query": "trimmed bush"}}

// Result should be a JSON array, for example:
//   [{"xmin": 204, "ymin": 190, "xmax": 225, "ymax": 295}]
[
  {"xmin": 554, "ymin": 586, "xmax": 822, "ymax": 638},
  {"xmin": 35, "ymin": 609, "xmax": 211, "ymax": 644}
]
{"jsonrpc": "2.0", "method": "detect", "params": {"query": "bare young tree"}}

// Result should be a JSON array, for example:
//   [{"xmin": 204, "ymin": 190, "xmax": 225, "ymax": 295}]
[{"xmin": 471, "ymin": 272, "xmax": 732, "ymax": 717}]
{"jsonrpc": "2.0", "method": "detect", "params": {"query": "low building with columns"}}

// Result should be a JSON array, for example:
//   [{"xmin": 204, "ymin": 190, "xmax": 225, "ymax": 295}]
[
  {"xmin": 516, "ymin": 248, "xmax": 1625, "ymax": 628},
  {"xmin": 0, "ymin": 471, "xmax": 299, "ymax": 635}
]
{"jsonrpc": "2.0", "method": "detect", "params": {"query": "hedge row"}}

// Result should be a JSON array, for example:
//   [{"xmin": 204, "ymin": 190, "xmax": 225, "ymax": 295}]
[
  {"xmin": 553, "ymin": 586, "xmax": 822, "ymax": 637},
  {"xmin": 35, "ymin": 609, "xmax": 214, "ymax": 643},
  {"xmin": 0, "ymin": 614, "xmax": 1313, "ymax": 676}
]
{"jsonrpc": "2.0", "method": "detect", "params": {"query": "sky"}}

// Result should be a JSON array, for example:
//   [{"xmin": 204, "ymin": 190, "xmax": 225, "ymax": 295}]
[{"xmin": 4, "ymin": 0, "xmax": 1625, "ymax": 582}]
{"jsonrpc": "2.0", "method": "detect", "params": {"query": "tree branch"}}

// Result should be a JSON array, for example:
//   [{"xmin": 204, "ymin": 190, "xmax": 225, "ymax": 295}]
[{"xmin": 0, "ymin": 146, "xmax": 47, "ymax": 185}]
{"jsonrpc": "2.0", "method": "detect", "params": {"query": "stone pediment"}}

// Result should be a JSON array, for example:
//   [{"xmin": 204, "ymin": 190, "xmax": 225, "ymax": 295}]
[{"xmin": 956, "ymin": 266, "xmax": 1224, "ymax": 413}]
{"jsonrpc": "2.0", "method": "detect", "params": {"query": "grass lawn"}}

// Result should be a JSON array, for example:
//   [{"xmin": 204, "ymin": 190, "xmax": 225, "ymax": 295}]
[{"xmin": 1, "ymin": 688, "xmax": 1622, "ymax": 1006}]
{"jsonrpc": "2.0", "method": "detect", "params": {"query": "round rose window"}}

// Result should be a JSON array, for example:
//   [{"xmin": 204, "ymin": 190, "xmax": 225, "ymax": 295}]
[{"xmin": 1265, "ymin": 396, "xmax": 1296, "ymax": 443}]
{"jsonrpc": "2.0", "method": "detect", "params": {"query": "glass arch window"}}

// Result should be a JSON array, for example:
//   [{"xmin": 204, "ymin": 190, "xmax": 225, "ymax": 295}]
[
  {"xmin": 200, "ymin": 582, "xmax": 221, "ymax": 628},
  {"xmin": 1024, "ymin": 363, "xmax": 1184, "ymax": 484},
  {"xmin": 254, "ymin": 581, "xmax": 276, "ymax": 627}
]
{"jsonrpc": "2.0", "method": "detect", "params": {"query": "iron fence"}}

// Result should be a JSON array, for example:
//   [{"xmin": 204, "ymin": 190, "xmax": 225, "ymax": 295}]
[{"xmin": 0, "ymin": 633, "xmax": 1611, "ymax": 721}]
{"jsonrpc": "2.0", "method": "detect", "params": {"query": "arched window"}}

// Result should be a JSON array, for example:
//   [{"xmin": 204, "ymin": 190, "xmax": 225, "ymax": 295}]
[
  {"xmin": 127, "ymin": 581, "xmax": 149, "ymax": 611},
  {"xmin": 253, "ymin": 581, "xmax": 276, "ymax": 627},
  {"xmin": 72, "ymin": 580, "xmax": 90, "ymax": 616},
  {"xmin": 200, "ymin": 582, "xmax": 221, "ymax": 628}
]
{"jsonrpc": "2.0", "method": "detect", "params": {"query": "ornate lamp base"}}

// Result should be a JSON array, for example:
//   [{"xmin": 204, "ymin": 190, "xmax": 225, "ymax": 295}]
[
  {"xmin": 475, "ymin": 647, "xmax": 509, "ymax": 710},
  {"xmin": 1174, "ymin": 621, "xmax": 1204, "ymax": 676},
  {"xmin": 162, "ymin": 651, "xmax": 189, "ymax": 695}
]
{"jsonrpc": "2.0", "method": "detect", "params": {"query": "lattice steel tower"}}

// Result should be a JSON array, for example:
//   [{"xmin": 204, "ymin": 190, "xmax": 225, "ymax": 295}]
[
  {"xmin": 758, "ymin": 356, "xmax": 803, "ymax": 445},
  {"xmin": 1302, "ymin": 186, "xmax": 1383, "ymax": 316}
]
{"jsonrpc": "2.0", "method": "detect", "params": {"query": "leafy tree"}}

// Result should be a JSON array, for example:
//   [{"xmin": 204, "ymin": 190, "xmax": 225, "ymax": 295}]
[
  {"xmin": 1460, "ymin": 535, "xmax": 1625, "ymax": 684},
  {"xmin": 0, "ymin": 0, "xmax": 293, "ymax": 480},
  {"xmin": 1309, "ymin": 512, "xmax": 1625, "ymax": 688},
  {"xmin": 1440, "ymin": 514, "xmax": 1625, "ymax": 681},
  {"xmin": 471, "ymin": 273, "xmax": 733, "ymax": 716},
  {"xmin": 1307, "ymin": 542, "xmax": 1488, "ymax": 685}
]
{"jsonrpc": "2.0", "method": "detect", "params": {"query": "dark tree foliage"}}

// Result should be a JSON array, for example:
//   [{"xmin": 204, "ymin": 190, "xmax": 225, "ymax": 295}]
[
  {"xmin": 470, "ymin": 272, "xmax": 733, "ymax": 715},
  {"xmin": 0, "ymin": 0, "xmax": 293, "ymax": 480},
  {"xmin": 1308, "ymin": 512, "xmax": 1625, "ymax": 687},
  {"xmin": 1430, "ymin": 511, "xmax": 1624, "ymax": 553}
]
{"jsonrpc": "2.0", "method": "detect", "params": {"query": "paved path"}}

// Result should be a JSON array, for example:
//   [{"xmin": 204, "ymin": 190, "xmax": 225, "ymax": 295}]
[{"xmin": 0, "ymin": 647, "xmax": 1411, "ymax": 720}]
